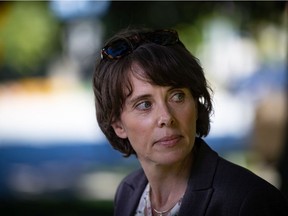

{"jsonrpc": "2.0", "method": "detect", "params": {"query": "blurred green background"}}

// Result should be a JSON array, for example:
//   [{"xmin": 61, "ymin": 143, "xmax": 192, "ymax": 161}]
[{"xmin": 0, "ymin": 1, "xmax": 287, "ymax": 215}]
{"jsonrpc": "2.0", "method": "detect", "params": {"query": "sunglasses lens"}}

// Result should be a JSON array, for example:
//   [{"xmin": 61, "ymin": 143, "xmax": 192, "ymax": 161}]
[{"xmin": 103, "ymin": 39, "xmax": 131, "ymax": 59}]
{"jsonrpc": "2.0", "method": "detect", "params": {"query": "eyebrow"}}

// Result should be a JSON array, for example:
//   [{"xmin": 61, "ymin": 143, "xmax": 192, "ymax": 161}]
[{"xmin": 127, "ymin": 94, "xmax": 152, "ymax": 106}]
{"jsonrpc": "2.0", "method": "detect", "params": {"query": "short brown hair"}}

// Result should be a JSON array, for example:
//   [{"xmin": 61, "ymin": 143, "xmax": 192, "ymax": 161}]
[{"xmin": 93, "ymin": 28, "xmax": 213, "ymax": 157}]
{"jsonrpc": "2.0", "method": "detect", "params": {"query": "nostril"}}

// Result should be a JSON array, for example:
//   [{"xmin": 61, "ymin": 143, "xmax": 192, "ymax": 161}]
[{"xmin": 157, "ymin": 115, "xmax": 175, "ymax": 127}]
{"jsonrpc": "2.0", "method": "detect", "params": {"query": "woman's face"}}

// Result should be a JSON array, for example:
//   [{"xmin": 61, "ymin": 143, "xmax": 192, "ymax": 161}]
[{"xmin": 112, "ymin": 66, "xmax": 198, "ymax": 166}]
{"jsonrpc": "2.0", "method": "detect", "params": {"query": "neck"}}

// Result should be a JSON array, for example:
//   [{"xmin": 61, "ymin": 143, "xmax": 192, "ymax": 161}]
[
  {"xmin": 140, "ymin": 151, "xmax": 193, "ymax": 210},
  {"xmin": 149, "ymin": 172, "xmax": 188, "ymax": 211}
]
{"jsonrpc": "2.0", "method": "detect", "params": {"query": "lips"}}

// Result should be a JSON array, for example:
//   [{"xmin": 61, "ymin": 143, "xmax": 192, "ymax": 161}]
[{"xmin": 154, "ymin": 135, "xmax": 182, "ymax": 146}]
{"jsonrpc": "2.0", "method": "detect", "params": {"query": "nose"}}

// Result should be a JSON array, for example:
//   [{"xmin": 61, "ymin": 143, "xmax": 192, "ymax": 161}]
[{"xmin": 157, "ymin": 103, "xmax": 175, "ymax": 127}]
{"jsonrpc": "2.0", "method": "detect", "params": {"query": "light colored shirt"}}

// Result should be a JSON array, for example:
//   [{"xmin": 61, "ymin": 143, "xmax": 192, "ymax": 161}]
[{"xmin": 135, "ymin": 183, "xmax": 182, "ymax": 216}]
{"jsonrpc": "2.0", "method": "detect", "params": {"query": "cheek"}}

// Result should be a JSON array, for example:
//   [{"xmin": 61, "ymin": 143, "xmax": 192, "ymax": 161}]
[
  {"xmin": 124, "ymin": 121, "xmax": 153, "ymax": 154},
  {"xmin": 123, "ymin": 116, "xmax": 154, "ymax": 140},
  {"xmin": 179, "ymin": 107, "xmax": 197, "ymax": 133}
]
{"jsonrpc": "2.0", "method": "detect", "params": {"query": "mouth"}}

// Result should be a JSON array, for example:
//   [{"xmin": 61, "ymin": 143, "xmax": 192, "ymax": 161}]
[{"xmin": 153, "ymin": 135, "xmax": 182, "ymax": 147}]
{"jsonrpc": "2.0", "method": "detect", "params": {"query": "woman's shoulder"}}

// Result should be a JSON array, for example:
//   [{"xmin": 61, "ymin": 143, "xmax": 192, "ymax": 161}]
[
  {"xmin": 197, "ymin": 138, "xmax": 286, "ymax": 194},
  {"xmin": 196, "ymin": 138, "xmax": 280, "ymax": 191},
  {"xmin": 196, "ymin": 140, "xmax": 288, "ymax": 214},
  {"xmin": 216, "ymin": 155, "xmax": 277, "ymax": 191}
]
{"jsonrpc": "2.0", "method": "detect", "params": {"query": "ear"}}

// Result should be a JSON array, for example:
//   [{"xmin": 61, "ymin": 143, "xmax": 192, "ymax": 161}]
[{"xmin": 111, "ymin": 121, "xmax": 128, "ymax": 139}]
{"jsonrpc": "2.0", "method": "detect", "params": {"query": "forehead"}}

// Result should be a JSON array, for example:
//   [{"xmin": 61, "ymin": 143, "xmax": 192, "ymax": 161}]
[
  {"xmin": 124, "ymin": 61, "xmax": 178, "ymax": 105},
  {"xmin": 128, "ymin": 72, "xmax": 152, "ymax": 91},
  {"xmin": 124, "ymin": 63, "xmax": 151, "ymax": 94}
]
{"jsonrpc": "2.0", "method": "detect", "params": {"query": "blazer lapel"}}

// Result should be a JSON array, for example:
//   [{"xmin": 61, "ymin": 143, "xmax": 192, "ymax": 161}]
[
  {"xmin": 114, "ymin": 169, "xmax": 148, "ymax": 216},
  {"xmin": 179, "ymin": 138, "xmax": 219, "ymax": 215},
  {"xmin": 180, "ymin": 188, "xmax": 214, "ymax": 215}
]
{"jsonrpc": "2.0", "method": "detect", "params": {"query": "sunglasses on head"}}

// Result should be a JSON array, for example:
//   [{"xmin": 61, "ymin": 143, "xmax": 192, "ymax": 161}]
[{"xmin": 101, "ymin": 29, "xmax": 179, "ymax": 60}]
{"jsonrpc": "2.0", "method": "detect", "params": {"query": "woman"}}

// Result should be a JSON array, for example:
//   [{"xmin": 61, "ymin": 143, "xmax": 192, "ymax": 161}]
[{"xmin": 93, "ymin": 28, "xmax": 287, "ymax": 216}]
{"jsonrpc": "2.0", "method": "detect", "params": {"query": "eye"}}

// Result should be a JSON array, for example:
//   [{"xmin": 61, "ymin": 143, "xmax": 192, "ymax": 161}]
[
  {"xmin": 171, "ymin": 92, "xmax": 185, "ymax": 102},
  {"xmin": 135, "ymin": 101, "xmax": 152, "ymax": 111}
]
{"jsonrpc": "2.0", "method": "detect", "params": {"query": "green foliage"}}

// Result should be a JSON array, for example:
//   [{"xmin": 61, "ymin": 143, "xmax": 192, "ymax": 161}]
[{"xmin": 0, "ymin": 2, "xmax": 60, "ymax": 74}]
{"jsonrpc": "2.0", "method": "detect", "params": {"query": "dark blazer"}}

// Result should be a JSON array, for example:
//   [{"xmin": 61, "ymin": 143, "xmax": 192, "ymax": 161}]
[{"xmin": 114, "ymin": 138, "xmax": 288, "ymax": 215}]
